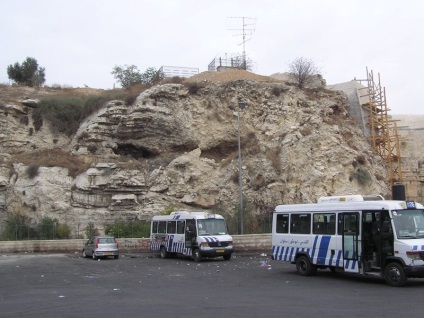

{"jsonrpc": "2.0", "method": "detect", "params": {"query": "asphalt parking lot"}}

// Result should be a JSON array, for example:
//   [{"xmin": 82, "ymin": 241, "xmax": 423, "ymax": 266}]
[{"xmin": 1, "ymin": 252, "xmax": 424, "ymax": 318}]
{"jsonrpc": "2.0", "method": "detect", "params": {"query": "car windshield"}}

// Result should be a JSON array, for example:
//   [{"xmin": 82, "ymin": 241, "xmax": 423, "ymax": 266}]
[
  {"xmin": 392, "ymin": 209, "xmax": 424, "ymax": 239},
  {"xmin": 197, "ymin": 219, "xmax": 228, "ymax": 236}
]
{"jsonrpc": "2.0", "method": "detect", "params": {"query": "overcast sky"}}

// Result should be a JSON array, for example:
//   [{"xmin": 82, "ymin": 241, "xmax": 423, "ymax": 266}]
[{"xmin": 1, "ymin": 0, "xmax": 423, "ymax": 114}]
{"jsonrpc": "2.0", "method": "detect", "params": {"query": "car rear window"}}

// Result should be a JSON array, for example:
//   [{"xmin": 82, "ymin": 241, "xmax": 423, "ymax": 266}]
[{"xmin": 98, "ymin": 238, "xmax": 115, "ymax": 244}]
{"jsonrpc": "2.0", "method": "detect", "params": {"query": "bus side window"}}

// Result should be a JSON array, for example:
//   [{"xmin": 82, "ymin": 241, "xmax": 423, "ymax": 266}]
[
  {"xmin": 327, "ymin": 214, "xmax": 336, "ymax": 234},
  {"xmin": 291, "ymin": 214, "xmax": 311, "ymax": 234},
  {"xmin": 158, "ymin": 221, "xmax": 166, "ymax": 234},
  {"xmin": 167, "ymin": 221, "xmax": 176, "ymax": 234},
  {"xmin": 177, "ymin": 220, "xmax": 185, "ymax": 234},
  {"xmin": 337, "ymin": 214, "xmax": 343, "ymax": 235},
  {"xmin": 152, "ymin": 221, "xmax": 158, "ymax": 233},
  {"xmin": 276, "ymin": 214, "xmax": 289, "ymax": 233}
]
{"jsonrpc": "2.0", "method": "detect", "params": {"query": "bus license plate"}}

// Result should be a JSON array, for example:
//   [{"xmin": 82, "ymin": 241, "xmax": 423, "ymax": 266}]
[{"xmin": 216, "ymin": 250, "xmax": 224, "ymax": 253}]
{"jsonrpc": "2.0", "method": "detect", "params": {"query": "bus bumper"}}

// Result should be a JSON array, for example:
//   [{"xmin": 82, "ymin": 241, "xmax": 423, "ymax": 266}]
[
  {"xmin": 200, "ymin": 248, "xmax": 234, "ymax": 257},
  {"xmin": 403, "ymin": 265, "xmax": 424, "ymax": 278}
]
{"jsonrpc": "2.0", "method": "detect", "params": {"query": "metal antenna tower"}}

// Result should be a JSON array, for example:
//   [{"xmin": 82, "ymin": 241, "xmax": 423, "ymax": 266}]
[{"xmin": 228, "ymin": 17, "xmax": 256, "ymax": 70}]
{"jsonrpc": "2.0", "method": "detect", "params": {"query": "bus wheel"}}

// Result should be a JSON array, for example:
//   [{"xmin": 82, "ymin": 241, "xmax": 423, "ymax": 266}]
[
  {"xmin": 193, "ymin": 249, "xmax": 202, "ymax": 262},
  {"xmin": 160, "ymin": 246, "xmax": 169, "ymax": 259},
  {"xmin": 296, "ymin": 256, "xmax": 317, "ymax": 276},
  {"xmin": 384, "ymin": 262, "xmax": 407, "ymax": 287},
  {"xmin": 223, "ymin": 254, "xmax": 232, "ymax": 261}
]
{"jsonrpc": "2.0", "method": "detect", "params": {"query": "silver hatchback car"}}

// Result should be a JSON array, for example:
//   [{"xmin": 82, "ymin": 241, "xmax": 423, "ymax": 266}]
[{"xmin": 82, "ymin": 236, "xmax": 119, "ymax": 260}]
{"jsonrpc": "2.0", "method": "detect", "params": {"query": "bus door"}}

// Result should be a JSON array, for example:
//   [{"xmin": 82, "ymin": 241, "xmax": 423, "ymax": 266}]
[
  {"xmin": 342, "ymin": 212, "xmax": 360, "ymax": 273},
  {"xmin": 185, "ymin": 219, "xmax": 196, "ymax": 248}
]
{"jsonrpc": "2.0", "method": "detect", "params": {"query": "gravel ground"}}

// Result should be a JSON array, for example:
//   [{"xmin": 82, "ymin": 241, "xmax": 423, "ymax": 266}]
[{"xmin": 184, "ymin": 69, "xmax": 279, "ymax": 83}]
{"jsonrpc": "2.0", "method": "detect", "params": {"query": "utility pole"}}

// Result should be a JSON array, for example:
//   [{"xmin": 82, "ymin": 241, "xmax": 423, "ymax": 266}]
[{"xmin": 229, "ymin": 101, "xmax": 246, "ymax": 234}]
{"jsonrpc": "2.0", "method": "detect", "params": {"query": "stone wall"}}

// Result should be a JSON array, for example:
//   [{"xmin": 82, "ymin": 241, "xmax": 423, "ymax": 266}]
[{"xmin": 0, "ymin": 234, "xmax": 272, "ymax": 255}]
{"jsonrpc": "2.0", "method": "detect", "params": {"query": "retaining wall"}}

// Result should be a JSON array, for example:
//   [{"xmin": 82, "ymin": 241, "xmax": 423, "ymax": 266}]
[{"xmin": 0, "ymin": 234, "xmax": 272, "ymax": 255}]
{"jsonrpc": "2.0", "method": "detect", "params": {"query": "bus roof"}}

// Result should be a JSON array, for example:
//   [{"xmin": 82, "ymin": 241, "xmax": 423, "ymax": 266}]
[
  {"xmin": 274, "ymin": 200, "xmax": 423, "ymax": 213},
  {"xmin": 151, "ymin": 211, "xmax": 225, "ymax": 220}
]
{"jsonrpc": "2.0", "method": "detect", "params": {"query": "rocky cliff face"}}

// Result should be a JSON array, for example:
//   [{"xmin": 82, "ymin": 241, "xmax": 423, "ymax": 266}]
[{"xmin": 0, "ymin": 71, "xmax": 390, "ymax": 235}]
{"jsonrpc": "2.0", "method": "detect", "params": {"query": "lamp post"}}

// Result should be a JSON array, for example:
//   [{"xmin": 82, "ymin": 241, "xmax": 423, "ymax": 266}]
[{"xmin": 228, "ymin": 101, "xmax": 246, "ymax": 234}]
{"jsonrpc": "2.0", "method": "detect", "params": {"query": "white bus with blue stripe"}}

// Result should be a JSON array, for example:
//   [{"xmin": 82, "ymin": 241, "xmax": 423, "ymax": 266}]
[
  {"xmin": 150, "ymin": 211, "xmax": 234, "ymax": 262},
  {"xmin": 272, "ymin": 195, "xmax": 424, "ymax": 286}
]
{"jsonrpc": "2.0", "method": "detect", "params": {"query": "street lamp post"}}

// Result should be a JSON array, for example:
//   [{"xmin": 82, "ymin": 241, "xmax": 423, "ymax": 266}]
[{"xmin": 229, "ymin": 101, "xmax": 246, "ymax": 234}]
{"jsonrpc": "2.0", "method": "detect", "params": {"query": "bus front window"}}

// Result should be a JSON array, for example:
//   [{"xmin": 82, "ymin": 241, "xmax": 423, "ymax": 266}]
[
  {"xmin": 392, "ymin": 209, "xmax": 424, "ymax": 239},
  {"xmin": 197, "ymin": 219, "xmax": 228, "ymax": 236}
]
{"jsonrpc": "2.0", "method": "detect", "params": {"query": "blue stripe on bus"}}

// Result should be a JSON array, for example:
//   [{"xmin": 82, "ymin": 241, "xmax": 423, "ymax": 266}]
[
  {"xmin": 311, "ymin": 236, "xmax": 319, "ymax": 260},
  {"xmin": 317, "ymin": 236, "xmax": 331, "ymax": 265},
  {"xmin": 167, "ymin": 235, "xmax": 174, "ymax": 251},
  {"xmin": 336, "ymin": 250, "xmax": 343, "ymax": 267}
]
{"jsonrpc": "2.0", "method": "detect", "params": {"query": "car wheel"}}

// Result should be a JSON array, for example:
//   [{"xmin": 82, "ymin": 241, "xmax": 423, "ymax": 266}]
[
  {"xmin": 92, "ymin": 251, "xmax": 97, "ymax": 260},
  {"xmin": 114, "ymin": 255, "xmax": 119, "ymax": 259},
  {"xmin": 223, "ymin": 254, "xmax": 232, "ymax": 261},
  {"xmin": 82, "ymin": 250, "xmax": 88, "ymax": 258}
]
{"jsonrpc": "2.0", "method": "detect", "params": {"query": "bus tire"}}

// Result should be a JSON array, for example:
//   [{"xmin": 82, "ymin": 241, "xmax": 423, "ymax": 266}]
[
  {"xmin": 160, "ymin": 246, "xmax": 169, "ymax": 259},
  {"xmin": 193, "ymin": 249, "xmax": 202, "ymax": 262},
  {"xmin": 384, "ymin": 262, "xmax": 407, "ymax": 287},
  {"xmin": 223, "ymin": 254, "xmax": 232, "ymax": 261},
  {"xmin": 296, "ymin": 256, "xmax": 317, "ymax": 276}
]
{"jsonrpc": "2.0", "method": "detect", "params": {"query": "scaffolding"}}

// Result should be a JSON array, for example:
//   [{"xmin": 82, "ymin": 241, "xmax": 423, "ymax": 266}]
[{"xmin": 357, "ymin": 68, "xmax": 403, "ymax": 186}]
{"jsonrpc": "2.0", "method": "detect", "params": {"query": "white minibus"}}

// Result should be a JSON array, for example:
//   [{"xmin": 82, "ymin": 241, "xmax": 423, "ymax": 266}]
[
  {"xmin": 272, "ymin": 195, "xmax": 424, "ymax": 286},
  {"xmin": 150, "ymin": 211, "xmax": 234, "ymax": 262}
]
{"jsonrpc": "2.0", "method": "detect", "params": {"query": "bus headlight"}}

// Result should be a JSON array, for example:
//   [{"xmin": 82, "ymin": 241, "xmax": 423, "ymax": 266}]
[{"xmin": 406, "ymin": 251, "xmax": 422, "ymax": 260}]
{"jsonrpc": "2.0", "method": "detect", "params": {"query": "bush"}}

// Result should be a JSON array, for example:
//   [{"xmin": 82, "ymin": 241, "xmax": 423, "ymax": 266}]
[
  {"xmin": 33, "ymin": 92, "xmax": 123, "ymax": 136},
  {"xmin": 185, "ymin": 82, "xmax": 200, "ymax": 94},
  {"xmin": 26, "ymin": 164, "xmax": 39, "ymax": 179},
  {"xmin": 354, "ymin": 168, "xmax": 372, "ymax": 185}
]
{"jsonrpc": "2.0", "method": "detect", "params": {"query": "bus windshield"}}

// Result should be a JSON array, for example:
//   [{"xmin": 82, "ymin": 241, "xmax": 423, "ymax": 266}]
[
  {"xmin": 197, "ymin": 219, "xmax": 228, "ymax": 236},
  {"xmin": 392, "ymin": 209, "xmax": 424, "ymax": 239}
]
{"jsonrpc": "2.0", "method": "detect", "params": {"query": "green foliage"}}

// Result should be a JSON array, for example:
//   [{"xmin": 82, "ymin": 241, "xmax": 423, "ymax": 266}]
[
  {"xmin": 33, "ymin": 93, "xmax": 122, "ymax": 136},
  {"xmin": 141, "ymin": 67, "xmax": 163, "ymax": 85},
  {"xmin": 160, "ymin": 205, "xmax": 175, "ymax": 215},
  {"xmin": 288, "ymin": 57, "xmax": 320, "ymax": 89},
  {"xmin": 104, "ymin": 219, "xmax": 150, "ymax": 238},
  {"xmin": 37, "ymin": 217, "xmax": 58, "ymax": 239},
  {"xmin": 111, "ymin": 64, "xmax": 142, "ymax": 89},
  {"xmin": 84, "ymin": 222, "xmax": 99, "ymax": 238},
  {"xmin": 2, "ymin": 214, "xmax": 35, "ymax": 240},
  {"xmin": 354, "ymin": 168, "xmax": 372, "ymax": 185},
  {"xmin": 7, "ymin": 57, "xmax": 46, "ymax": 87},
  {"xmin": 56, "ymin": 223, "xmax": 71, "ymax": 239}
]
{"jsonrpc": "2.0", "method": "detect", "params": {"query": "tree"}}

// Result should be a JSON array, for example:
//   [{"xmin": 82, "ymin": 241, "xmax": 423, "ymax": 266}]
[
  {"xmin": 111, "ymin": 64, "xmax": 142, "ymax": 89},
  {"xmin": 7, "ymin": 57, "xmax": 46, "ymax": 87},
  {"xmin": 141, "ymin": 67, "xmax": 163, "ymax": 85},
  {"xmin": 288, "ymin": 57, "xmax": 320, "ymax": 89},
  {"xmin": 84, "ymin": 222, "xmax": 99, "ymax": 238},
  {"xmin": 37, "ymin": 216, "xmax": 58, "ymax": 239}
]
